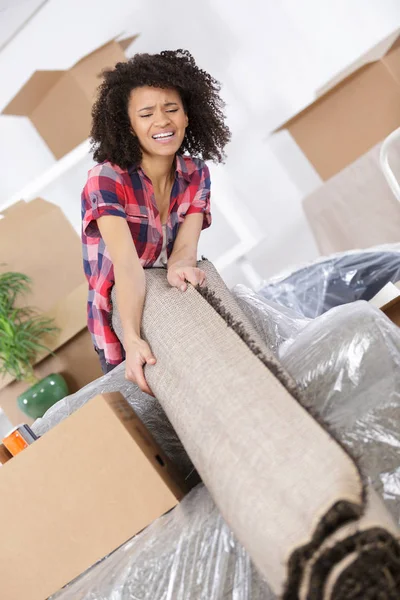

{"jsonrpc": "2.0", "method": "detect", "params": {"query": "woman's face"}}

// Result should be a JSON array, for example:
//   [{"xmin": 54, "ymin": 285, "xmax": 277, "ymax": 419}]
[{"xmin": 128, "ymin": 86, "xmax": 188, "ymax": 158}]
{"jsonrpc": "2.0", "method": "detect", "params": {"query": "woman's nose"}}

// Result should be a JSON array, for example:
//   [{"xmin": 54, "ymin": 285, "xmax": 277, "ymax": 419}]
[{"xmin": 154, "ymin": 110, "xmax": 171, "ymax": 128}]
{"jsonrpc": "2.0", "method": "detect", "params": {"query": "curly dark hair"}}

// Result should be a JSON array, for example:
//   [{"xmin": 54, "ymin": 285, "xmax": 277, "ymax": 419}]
[{"xmin": 90, "ymin": 49, "xmax": 231, "ymax": 169}]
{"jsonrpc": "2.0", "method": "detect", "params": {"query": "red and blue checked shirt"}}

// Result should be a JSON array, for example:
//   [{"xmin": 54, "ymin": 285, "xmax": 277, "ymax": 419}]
[{"xmin": 81, "ymin": 154, "xmax": 211, "ymax": 365}]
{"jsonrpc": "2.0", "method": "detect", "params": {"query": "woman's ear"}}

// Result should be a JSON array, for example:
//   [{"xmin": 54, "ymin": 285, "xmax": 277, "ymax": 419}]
[{"xmin": 185, "ymin": 115, "xmax": 189, "ymax": 128}]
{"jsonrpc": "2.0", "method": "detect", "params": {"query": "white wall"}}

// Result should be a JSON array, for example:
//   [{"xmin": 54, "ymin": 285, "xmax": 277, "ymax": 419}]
[{"xmin": 1, "ymin": 0, "xmax": 400, "ymax": 287}]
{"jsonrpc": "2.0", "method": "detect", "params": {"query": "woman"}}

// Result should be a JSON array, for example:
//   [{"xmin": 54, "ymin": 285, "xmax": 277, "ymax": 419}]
[{"xmin": 81, "ymin": 49, "xmax": 231, "ymax": 394}]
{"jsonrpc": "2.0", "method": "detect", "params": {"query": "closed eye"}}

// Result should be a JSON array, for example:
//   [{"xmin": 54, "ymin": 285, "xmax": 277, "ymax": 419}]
[{"xmin": 140, "ymin": 108, "xmax": 178, "ymax": 118}]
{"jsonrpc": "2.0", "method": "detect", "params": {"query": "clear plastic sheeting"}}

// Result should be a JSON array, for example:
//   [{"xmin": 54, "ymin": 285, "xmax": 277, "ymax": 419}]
[
  {"xmin": 233, "ymin": 286, "xmax": 310, "ymax": 356},
  {"xmin": 234, "ymin": 247, "xmax": 400, "ymax": 523},
  {"xmin": 41, "ymin": 248, "xmax": 400, "ymax": 598},
  {"xmin": 258, "ymin": 245, "xmax": 400, "ymax": 318},
  {"xmin": 279, "ymin": 300, "xmax": 400, "ymax": 523},
  {"xmin": 51, "ymin": 485, "xmax": 274, "ymax": 600}
]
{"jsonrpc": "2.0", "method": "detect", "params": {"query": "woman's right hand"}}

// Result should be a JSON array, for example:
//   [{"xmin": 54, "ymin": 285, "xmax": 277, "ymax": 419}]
[{"xmin": 124, "ymin": 338, "xmax": 157, "ymax": 396}]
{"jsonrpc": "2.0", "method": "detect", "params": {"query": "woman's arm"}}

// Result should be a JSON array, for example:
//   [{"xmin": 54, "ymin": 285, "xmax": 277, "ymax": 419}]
[
  {"xmin": 97, "ymin": 215, "xmax": 156, "ymax": 395},
  {"xmin": 167, "ymin": 213, "xmax": 206, "ymax": 291}
]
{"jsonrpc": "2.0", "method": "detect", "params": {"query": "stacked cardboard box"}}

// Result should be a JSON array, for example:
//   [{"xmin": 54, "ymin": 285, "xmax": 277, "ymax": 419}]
[
  {"xmin": 2, "ymin": 34, "xmax": 138, "ymax": 158},
  {"xmin": 274, "ymin": 30, "xmax": 400, "ymax": 180},
  {"xmin": 0, "ymin": 198, "xmax": 103, "ymax": 425}
]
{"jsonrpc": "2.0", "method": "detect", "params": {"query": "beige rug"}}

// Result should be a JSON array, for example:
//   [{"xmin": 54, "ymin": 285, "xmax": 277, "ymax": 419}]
[{"xmin": 112, "ymin": 260, "xmax": 400, "ymax": 598}]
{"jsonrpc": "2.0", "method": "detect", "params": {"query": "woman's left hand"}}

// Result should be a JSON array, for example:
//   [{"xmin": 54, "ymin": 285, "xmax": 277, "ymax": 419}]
[{"xmin": 167, "ymin": 264, "xmax": 206, "ymax": 292}]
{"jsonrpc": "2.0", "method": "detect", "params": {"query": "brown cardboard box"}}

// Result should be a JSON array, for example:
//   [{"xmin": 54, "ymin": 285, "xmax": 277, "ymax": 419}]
[
  {"xmin": 0, "ymin": 198, "xmax": 102, "ymax": 425},
  {"xmin": 0, "ymin": 198, "xmax": 85, "ymax": 313},
  {"xmin": 0, "ymin": 444, "xmax": 12, "ymax": 465},
  {"xmin": 275, "ymin": 30, "xmax": 400, "ymax": 180},
  {"xmin": 302, "ymin": 141, "xmax": 400, "ymax": 254},
  {"xmin": 0, "ymin": 392, "xmax": 185, "ymax": 600},
  {"xmin": 2, "ymin": 35, "xmax": 137, "ymax": 158},
  {"xmin": 382, "ymin": 297, "xmax": 400, "ymax": 327},
  {"xmin": 370, "ymin": 281, "xmax": 400, "ymax": 326}
]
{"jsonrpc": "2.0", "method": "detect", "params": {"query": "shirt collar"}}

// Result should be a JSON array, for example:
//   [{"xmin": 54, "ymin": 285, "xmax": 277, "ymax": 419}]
[
  {"xmin": 175, "ymin": 154, "xmax": 191, "ymax": 183},
  {"xmin": 131, "ymin": 154, "xmax": 191, "ymax": 183}
]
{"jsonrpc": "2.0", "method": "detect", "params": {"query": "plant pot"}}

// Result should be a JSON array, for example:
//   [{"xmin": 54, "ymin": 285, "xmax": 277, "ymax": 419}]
[{"xmin": 17, "ymin": 373, "xmax": 69, "ymax": 420}]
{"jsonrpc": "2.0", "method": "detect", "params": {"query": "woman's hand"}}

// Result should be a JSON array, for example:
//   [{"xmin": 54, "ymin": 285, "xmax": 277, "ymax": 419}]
[
  {"xmin": 124, "ymin": 338, "xmax": 156, "ymax": 396},
  {"xmin": 167, "ymin": 264, "xmax": 206, "ymax": 292}
]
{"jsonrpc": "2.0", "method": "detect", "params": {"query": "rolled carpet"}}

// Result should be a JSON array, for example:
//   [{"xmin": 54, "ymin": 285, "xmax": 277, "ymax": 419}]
[{"xmin": 112, "ymin": 260, "xmax": 400, "ymax": 598}]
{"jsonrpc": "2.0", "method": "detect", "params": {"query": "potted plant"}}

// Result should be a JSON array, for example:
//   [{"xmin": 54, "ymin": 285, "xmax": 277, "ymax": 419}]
[{"xmin": 0, "ymin": 271, "xmax": 68, "ymax": 419}]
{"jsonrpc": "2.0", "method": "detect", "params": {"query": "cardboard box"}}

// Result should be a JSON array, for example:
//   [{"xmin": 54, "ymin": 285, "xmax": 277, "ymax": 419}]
[
  {"xmin": 2, "ymin": 35, "xmax": 137, "ymax": 159},
  {"xmin": 0, "ymin": 198, "xmax": 85, "ymax": 313},
  {"xmin": 274, "ymin": 30, "xmax": 400, "ymax": 180},
  {"xmin": 369, "ymin": 281, "xmax": 400, "ymax": 326},
  {"xmin": 0, "ymin": 198, "xmax": 102, "ymax": 425},
  {"xmin": 0, "ymin": 444, "xmax": 12, "ymax": 465},
  {"xmin": 302, "ymin": 141, "xmax": 400, "ymax": 254},
  {"xmin": 0, "ymin": 392, "xmax": 185, "ymax": 600},
  {"xmin": 382, "ymin": 298, "xmax": 400, "ymax": 327}
]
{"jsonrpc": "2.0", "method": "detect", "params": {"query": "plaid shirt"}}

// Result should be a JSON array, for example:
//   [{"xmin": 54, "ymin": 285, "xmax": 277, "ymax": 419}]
[{"xmin": 81, "ymin": 154, "xmax": 211, "ymax": 365}]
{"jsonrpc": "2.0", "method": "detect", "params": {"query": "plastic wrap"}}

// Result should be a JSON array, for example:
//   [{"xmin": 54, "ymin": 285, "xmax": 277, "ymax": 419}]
[
  {"xmin": 51, "ymin": 484, "xmax": 274, "ymax": 600},
  {"xmin": 43, "ymin": 248, "xmax": 400, "ymax": 598},
  {"xmin": 258, "ymin": 245, "xmax": 400, "ymax": 318},
  {"xmin": 279, "ymin": 300, "xmax": 400, "ymax": 522},
  {"xmin": 234, "ymin": 277, "xmax": 400, "ymax": 524},
  {"xmin": 233, "ymin": 286, "xmax": 310, "ymax": 356}
]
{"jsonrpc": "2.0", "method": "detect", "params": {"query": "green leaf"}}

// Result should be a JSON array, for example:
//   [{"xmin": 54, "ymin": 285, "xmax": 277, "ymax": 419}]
[{"xmin": 0, "ymin": 270, "xmax": 59, "ymax": 382}]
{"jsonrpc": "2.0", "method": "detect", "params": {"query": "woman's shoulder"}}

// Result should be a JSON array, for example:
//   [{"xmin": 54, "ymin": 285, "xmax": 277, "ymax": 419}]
[
  {"xmin": 86, "ymin": 160, "xmax": 128, "ymax": 182},
  {"xmin": 178, "ymin": 155, "xmax": 208, "ymax": 177},
  {"xmin": 82, "ymin": 161, "xmax": 132, "ymax": 201}
]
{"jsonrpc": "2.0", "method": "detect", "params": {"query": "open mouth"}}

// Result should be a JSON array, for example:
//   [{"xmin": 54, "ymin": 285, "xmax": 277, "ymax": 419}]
[{"xmin": 152, "ymin": 131, "xmax": 175, "ymax": 143}]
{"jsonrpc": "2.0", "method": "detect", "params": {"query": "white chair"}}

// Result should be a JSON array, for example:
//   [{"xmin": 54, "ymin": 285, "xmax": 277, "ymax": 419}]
[{"xmin": 380, "ymin": 126, "xmax": 400, "ymax": 203}]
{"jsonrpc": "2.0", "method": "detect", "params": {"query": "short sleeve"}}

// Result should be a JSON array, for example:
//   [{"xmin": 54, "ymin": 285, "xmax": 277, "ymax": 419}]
[
  {"xmin": 186, "ymin": 163, "xmax": 212, "ymax": 230},
  {"xmin": 82, "ymin": 164, "xmax": 127, "ymax": 238}
]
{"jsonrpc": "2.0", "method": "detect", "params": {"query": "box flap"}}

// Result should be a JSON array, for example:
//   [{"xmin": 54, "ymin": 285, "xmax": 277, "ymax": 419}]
[
  {"xmin": 72, "ymin": 33, "xmax": 137, "ymax": 69},
  {"xmin": 273, "ymin": 29, "xmax": 400, "ymax": 133},
  {"xmin": 382, "ymin": 35, "xmax": 400, "ymax": 85},
  {"xmin": 387, "ymin": 34, "xmax": 400, "ymax": 54},
  {"xmin": 117, "ymin": 34, "xmax": 139, "ymax": 52},
  {"xmin": 381, "ymin": 295, "xmax": 400, "ymax": 313},
  {"xmin": 0, "ymin": 197, "xmax": 55, "ymax": 220},
  {"xmin": 71, "ymin": 34, "xmax": 138, "ymax": 99},
  {"xmin": 2, "ymin": 71, "xmax": 64, "ymax": 116},
  {"xmin": 72, "ymin": 35, "xmax": 119, "ymax": 67},
  {"xmin": 316, "ymin": 30, "xmax": 400, "ymax": 97},
  {"xmin": 30, "ymin": 71, "xmax": 92, "ymax": 159},
  {"xmin": 381, "ymin": 295, "xmax": 400, "ymax": 328}
]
